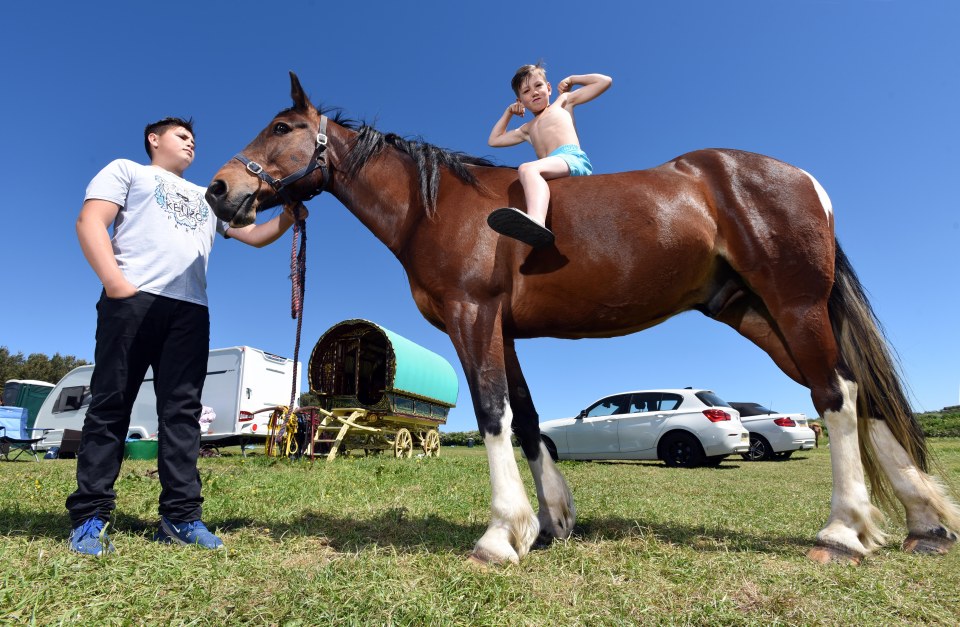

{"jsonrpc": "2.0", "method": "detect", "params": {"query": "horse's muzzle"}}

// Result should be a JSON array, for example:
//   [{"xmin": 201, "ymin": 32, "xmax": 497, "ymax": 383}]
[{"xmin": 205, "ymin": 180, "xmax": 256, "ymax": 226}]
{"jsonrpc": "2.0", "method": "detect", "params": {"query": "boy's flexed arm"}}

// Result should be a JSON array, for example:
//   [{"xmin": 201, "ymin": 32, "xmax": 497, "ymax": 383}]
[
  {"xmin": 488, "ymin": 102, "xmax": 529, "ymax": 147},
  {"xmin": 557, "ymin": 73, "xmax": 613, "ymax": 107}
]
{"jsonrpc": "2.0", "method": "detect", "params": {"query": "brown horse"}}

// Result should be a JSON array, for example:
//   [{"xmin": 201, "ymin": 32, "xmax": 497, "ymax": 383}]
[
  {"xmin": 206, "ymin": 73, "xmax": 958, "ymax": 565},
  {"xmin": 810, "ymin": 421, "xmax": 823, "ymax": 448}
]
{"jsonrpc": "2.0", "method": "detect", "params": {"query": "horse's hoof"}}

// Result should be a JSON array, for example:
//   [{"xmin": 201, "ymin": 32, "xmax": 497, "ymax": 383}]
[
  {"xmin": 534, "ymin": 529, "xmax": 556, "ymax": 548},
  {"xmin": 466, "ymin": 550, "xmax": 516, "ymax": 567},
  {"xmin": 903, "ymin": 528, "xmax": 957, "ymax": 555},
  {"xmin": 807, "ymin": 542, "xmax": 863, "ymax": 565},
  {"xmin": 466, "ymin": 554, "xmax": 492, "ymax": 569}
]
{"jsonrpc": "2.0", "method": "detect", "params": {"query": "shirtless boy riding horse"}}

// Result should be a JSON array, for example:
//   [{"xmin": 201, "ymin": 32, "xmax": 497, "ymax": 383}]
[{"xmin": 487, "ymin": 62, "xmax": 612, "ymax": 248}]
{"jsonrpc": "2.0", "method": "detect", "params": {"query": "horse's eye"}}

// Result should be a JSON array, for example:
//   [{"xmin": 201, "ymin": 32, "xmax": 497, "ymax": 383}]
[{"xmin": 273, "ymin": 122, "xmax": 291, "ymax": 135}]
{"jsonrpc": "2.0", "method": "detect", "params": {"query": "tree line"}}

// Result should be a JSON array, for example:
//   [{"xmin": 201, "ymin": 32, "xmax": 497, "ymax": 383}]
[{"xmin": 0, "ymin": 346, "xmax": 89, "ymax": 391}]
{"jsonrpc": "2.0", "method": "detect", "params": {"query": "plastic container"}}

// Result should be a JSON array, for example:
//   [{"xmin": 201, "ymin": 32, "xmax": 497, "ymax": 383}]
[{"xmin": 124, "ymin": 439, "xmax": 159, "ymax": 460}]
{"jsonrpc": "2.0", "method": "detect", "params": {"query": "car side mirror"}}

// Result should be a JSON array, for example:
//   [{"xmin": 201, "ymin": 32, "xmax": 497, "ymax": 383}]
[{"xmin": 576, "ymin": 410, "xmax": 587, "ymax": 419}]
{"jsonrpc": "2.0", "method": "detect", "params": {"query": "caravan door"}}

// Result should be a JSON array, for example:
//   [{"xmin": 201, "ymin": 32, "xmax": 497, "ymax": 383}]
[{"xmin": 197, "ymin": 348, "xmax": 243, "ymax": 441}]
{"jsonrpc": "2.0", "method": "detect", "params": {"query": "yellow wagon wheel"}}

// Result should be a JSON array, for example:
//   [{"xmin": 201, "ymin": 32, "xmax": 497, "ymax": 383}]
[
  {"xmin": 423, "ymin": 429, "xmax": 441, "ymax": 457},
  {"xmin": 394, "ymin": 428, "xmax": 413, "ymax": 458}
]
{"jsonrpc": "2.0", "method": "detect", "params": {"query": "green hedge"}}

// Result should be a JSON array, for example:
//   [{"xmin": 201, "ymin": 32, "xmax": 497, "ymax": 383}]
[
  {"xmin": 915, "ymin": 412, "xmax": 960, "ymax": 438},
  {"xmin": 800, "ymin": 414, "xmax": 960, "ymax": 439},
  {"xmin": 440, "ymin": 430, "xmax": 482, "ymax": 446}
]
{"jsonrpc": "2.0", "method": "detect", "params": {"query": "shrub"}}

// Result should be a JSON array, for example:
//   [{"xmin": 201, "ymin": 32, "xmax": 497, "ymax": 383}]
[
  {"xmin": 915, "ymin": 412, "xmax": 960, "ymax": 438},
  {"xmin": 439, "ymin": 430, "xmax": 482, "ymax": 447}
]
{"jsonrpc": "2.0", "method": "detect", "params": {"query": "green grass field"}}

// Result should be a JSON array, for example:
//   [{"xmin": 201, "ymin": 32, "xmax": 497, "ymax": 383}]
[{"xmin": 1, "ymin": 441, "xmax": 959, "ymax": 625}]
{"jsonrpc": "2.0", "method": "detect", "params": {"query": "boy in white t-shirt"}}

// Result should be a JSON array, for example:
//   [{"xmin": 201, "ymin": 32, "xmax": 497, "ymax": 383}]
[{"xmin": 67, "ymin": 117, "xmax": 303, "ymax": 555}]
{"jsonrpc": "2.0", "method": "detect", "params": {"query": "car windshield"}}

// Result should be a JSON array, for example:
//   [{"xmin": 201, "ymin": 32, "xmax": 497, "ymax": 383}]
[
  {"xmin": 695, "ymin": 391, "xmax": 732, "ymax": 408},
  {"xmin": 731, "ymin": 403, "xmax": 776, "ymax": 416}
]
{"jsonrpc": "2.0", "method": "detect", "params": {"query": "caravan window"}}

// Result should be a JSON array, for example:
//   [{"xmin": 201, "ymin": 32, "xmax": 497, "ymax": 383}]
[{"xmin": 54, "ymin": 386, "xmax": 91, "ymax": 413}]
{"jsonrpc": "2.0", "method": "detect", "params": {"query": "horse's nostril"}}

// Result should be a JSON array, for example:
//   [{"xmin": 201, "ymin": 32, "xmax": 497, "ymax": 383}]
[{"xmin": 206, "ymin": 179, "xmax": 227, "ymax": 204}]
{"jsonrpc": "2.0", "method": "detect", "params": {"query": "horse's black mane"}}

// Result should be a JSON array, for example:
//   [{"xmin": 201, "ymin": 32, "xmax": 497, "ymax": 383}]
[{"xmin": 314, "ymin": 105, "xmax": 507, "ymax": 217}]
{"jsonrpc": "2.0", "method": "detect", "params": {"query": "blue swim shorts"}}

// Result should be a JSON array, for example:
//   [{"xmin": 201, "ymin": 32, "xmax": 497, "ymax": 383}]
[{"xmin": 549, "ymin": 144, "xmax": 593, "ymax": 176}]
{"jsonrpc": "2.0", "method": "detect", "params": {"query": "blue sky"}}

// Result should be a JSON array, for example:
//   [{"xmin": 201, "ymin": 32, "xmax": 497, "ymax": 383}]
[{"xmin": 2, "ymin": 1, "xmax": 957, "ymax": 433}]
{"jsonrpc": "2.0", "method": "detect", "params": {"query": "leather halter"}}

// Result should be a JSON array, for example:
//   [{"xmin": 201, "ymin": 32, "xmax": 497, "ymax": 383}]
[
  {"xmin": 231, "ymin": 117, "xmax": 329, "ymax": 421},
  {"xmin": 233, "ymin": 115, "xmax": 329, "ymax": 204}
]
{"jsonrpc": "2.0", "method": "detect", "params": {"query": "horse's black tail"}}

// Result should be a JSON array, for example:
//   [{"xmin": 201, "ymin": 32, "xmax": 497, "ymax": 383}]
[{"xmin": 828, "ymin": 240, "xmax": 927, "ymax": 511}]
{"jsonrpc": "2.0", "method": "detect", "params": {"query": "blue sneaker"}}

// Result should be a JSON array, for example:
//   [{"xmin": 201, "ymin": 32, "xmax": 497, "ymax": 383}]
[
  {"xmin": 154, "ymin": 517, "xmax": 224, "ymax": 549},
  {"xmin": 69, "ymin": 518, "xmax": 115, "ymax": 556}
]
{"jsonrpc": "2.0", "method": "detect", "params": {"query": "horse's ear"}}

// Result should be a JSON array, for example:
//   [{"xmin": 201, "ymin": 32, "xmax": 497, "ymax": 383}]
[{"xmin": 289, "ymin": 71, "xmax": 313, "ymax": 111}]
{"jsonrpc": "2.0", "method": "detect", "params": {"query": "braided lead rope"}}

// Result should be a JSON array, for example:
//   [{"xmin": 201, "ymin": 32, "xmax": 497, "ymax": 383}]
[{"xmin": 287, "ymin": 202, "xmax": 308, "ymax": 434}]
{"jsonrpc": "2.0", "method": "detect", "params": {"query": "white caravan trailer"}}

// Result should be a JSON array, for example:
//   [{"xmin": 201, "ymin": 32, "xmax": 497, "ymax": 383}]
[{"xmin": 34, "ymin": 346, "xmax": 301, "ymax": 449}]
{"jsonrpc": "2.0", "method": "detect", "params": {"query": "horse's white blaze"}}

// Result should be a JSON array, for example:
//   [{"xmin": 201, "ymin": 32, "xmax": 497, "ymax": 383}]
[
  {"xmin": 800, "ymin": 168, "xmax": 833, "ymax": 219},
  {"xmin": 818, "ymin": 376, "xmax": 887, "ymax": 553},
  {"xmin": 868, "ymin": 419, "xmax": 960, "ymax": 535},
  {"xmin": 473, "ymin": 399, "xmax": 539, "ymax": 562},
  {"xmin": 528, "ymin": 440, "xmax": 576, "ymax": 540}
]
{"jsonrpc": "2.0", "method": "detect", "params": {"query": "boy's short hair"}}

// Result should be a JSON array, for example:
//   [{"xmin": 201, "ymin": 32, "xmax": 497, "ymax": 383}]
[
  {"xmin": 511, "ymin": 62, "xmax": 547, "ymax": 97},
  {"xmin": 144, "ymin": 117, "xmax": 195, "ymax": 158}
]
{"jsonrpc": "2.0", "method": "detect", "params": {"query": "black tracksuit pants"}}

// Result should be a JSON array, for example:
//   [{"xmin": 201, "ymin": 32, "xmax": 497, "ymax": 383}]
[{"xmin": 66, "ymin": 291, "xmax": 208, "ymax": 526}]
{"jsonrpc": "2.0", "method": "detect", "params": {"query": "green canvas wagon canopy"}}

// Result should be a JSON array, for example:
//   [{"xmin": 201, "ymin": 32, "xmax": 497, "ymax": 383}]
[{"xmin": 308, "ymin": 319, "xmax": 457, "ymax": 425}]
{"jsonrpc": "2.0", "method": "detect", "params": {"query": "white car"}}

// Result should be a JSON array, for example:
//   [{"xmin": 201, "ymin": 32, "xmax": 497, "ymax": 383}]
[
  {"xmin": 539, "ymin": 389, "xmax": 750, "ymax": 468},
  {"xmin": 729, "ymin": 402, "xmax": 817, "ymax": 461}
]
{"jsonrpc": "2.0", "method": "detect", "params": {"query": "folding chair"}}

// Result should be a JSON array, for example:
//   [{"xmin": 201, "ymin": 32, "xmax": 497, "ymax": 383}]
[{"xmin": 0, "ymin": 407, "xmax": 50, "ymax": 462}]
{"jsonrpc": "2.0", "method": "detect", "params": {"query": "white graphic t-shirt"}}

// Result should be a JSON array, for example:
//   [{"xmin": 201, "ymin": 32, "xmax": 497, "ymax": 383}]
[{"xmin": 85, "ymin": 159, "xmax": 230, "ymax": 306}]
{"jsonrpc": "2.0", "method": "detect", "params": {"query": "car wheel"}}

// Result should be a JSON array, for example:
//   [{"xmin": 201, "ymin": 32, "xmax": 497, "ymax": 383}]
[
  {"xmin": 660, "ymin": 432, "xmax": 706, "ymax": 468},
  {"xmin": 741, "ymin": 435, "xmax": 773, "ymax": 461},
  {"xmin": 540, "ymin": 435, "xmax": 559, "ymax": 462}
]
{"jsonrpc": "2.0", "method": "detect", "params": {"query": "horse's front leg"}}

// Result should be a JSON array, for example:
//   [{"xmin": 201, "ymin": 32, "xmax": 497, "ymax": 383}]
[
  {"xmin": 445, "ymin": 300, "xmax": 539, "ymax": 564},
  {"xmin": 503, "ymin": 339, "xmax": 575, "ymax": 543}
]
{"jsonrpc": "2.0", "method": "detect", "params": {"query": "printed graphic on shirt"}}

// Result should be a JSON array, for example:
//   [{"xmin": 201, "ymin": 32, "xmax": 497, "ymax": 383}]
[{"xmin": 154, "ymin": 176, "xmax": 210, "ymax": 231}]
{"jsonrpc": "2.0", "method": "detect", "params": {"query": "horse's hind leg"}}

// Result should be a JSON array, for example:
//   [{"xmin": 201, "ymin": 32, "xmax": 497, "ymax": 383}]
[
  {"xmin": 712, "ymin": 301, "xmax": 884, "ymax": 562},
  {"xmin": 444, "ymin": 300, "xmax": 539, "ymax": 564},
  {"xmin": 866, "ymin": 419, "xmax": 960, "ymax": 554},
  {"xmin": 810, "ymin": 375, "xmax": 886, "ymax": 563},
  {"xmin": 504, "ymin": 340, "xmax": 575, "ymax": 543}
]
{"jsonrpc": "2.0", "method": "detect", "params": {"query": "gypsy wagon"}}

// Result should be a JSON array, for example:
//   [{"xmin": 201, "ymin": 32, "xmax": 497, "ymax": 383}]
[{"xmin": 288, "ymin": 319, "xmax": 457, "ymax": 460}]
